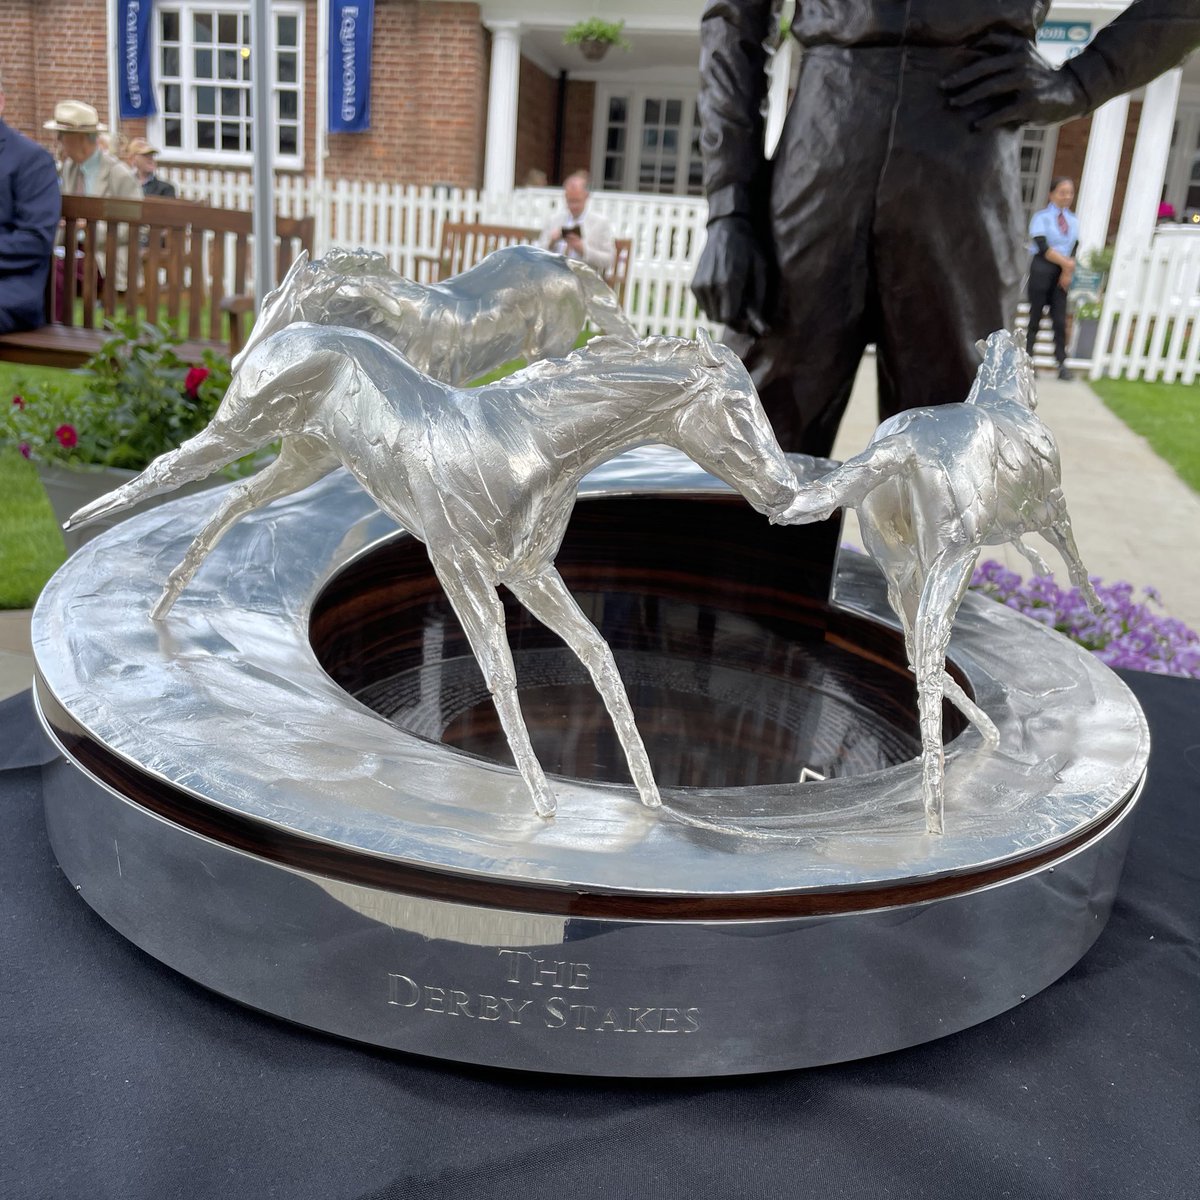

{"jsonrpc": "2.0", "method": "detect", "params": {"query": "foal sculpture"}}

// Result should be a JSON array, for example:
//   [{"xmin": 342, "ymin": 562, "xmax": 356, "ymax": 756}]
[
  {"xmin": 232, "ymin": 245, "xmax": 638, "ymax": 384},
  {"xmin": 777, "ymin": 330, "xmax": 1101, "ymax": 833},
  {"xmin": 67, "ymin": 327, "xmax": 800, "ymax": 819}
]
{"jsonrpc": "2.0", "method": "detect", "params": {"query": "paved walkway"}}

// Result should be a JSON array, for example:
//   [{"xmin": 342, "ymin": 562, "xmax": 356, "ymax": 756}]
[{"xmin": 2, "ymin": 362, "xmax": 1197, "ymax": 703}]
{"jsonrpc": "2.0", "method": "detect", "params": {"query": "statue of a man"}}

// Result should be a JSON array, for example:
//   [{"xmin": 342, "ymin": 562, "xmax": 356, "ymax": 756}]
[{"xmin": 692, "ymin": 0, "xmax": 1200, "ymax": 455}]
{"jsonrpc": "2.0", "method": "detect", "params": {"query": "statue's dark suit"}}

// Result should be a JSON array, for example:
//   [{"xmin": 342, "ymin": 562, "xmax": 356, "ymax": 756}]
[{"xmin": 693, "ymin": 0, "xmax": 1200, "ymax": 455}]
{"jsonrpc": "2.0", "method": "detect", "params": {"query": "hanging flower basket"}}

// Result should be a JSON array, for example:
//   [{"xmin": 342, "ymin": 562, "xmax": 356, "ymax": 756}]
[
  {"xmin": 563, "ymin": 19, "xmax": 630, "ymax": 62},
  {"xmin": 578, "ymin": 37, "xmax": 610, "ymax": 61}
]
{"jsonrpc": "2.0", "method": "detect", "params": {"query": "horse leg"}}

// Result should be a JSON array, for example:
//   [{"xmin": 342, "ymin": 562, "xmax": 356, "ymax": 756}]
[
  {"xmin": 429, "ymin": 551, "xmax": 558, "ymax": 818},
  {"xmin": 508, "ymin": 568, "xmax": 661, "ymax": 810},
  {"xmin": 152, "ymin": 438, "xmax": 338, "ymax": 619},
  {"xmin": 912, "ymin": 551, "xmax": 978, "ymax": 835},
  {"xmin": 1013, "ymin": 536, "xmax": 1052, "ymax": 578},
  {"xmin": 1040, "ymin": 492, "xmax": 1103, "ymax": 614},
  {"xmin": 66, "ymin": 427, "xmax": 262, "ymax": 531}
]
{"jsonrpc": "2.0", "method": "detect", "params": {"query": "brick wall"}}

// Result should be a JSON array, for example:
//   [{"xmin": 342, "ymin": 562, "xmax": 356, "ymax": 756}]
[
  {"xmin": 561, "ymin": 79, "xmax": 595, "ymax": 181},
  {"xmin": 324, "ymin": 0, "xmax": 487, "ymax": 187},
  {"xmin": 1051, "ymin": 101, "xmax": 1143, "ymax": 245},
  {"xmin": 1, "ymin": 0, "xmax": 113, "ymax": 150},
  {"xmin": 515, "ymin": 55, "xmax": 556, "ymax": 186}
]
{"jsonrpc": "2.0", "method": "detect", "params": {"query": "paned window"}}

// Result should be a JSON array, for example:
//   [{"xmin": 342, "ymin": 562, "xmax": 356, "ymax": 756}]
[
  {"xmin": 1019, "ymin": 126, "xmax": 1059, "ymax": 226},
  {"xmin": 594, "ymin": 88, "xmax": 704, "ymax": 196},
  {"xmin": 150, "ymin": 2, "xmax": 303, "ymax": 168}
]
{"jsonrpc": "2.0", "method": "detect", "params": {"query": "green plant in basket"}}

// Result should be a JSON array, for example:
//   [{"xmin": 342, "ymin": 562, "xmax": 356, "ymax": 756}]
[{"xmin": 2, "ymin": 318, "xmax": 237, "ymax": 472}]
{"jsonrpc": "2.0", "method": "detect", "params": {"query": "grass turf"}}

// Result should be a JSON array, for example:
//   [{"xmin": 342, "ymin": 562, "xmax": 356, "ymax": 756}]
[
  {"xmin": 1089, "ymin": 376, "xmax": 1200, "ymax": 493},
  {"xmin": 0, "ymin": 451, "xmax": 66, "ymax": 609}
]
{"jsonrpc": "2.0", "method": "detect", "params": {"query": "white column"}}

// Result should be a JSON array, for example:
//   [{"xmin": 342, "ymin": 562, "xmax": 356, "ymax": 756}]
[
  {"xmin": 1075, "ymin": 94, "xmax": 1129, "ymax": 255},
  {"xmin": 483, "ymin": 21, "xmax": 521, "ymax": 197},
  {"xmin": 105, "ymin": 0, "xmax": 121, "ymax": 139},
  {"xmin": 764, "ymin": 39, "xmax": 795, "ymax": 159},
  {"xmin": 1114, "ymin": 68, "xmax": 1183, "ymax": 253}
]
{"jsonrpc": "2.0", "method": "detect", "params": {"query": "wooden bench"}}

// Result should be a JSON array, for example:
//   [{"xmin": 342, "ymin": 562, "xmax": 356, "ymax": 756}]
[
  {"xmin": 0, "ymin": 194, "xmax": 314, "ymax": 368},
  {"xmin": 419, "ymin": 220, "xmax": 633, "ymax": 307}
]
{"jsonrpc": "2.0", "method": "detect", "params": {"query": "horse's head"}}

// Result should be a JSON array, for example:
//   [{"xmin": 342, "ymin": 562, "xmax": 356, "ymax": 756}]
[
  {"xmin": 665, "ymin": 329, "xmax": 798, "ymax": 517},
  {"xmin": 968, "ymin": 329, "xmax": 1038, "ymax": 411},
  {"xmin": 231, "ymin": 250, "xmax": 313, "ymax": 374}
]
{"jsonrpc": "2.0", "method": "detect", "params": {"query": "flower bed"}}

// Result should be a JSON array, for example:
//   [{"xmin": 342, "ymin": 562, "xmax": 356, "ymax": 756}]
[{"xmin": 970, "ymin": 560, "xmax": 1200, "ymax": 678}]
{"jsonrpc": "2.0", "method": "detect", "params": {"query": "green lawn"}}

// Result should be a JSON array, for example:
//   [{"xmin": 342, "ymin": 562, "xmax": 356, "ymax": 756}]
[
  {"xmin": 1089, "ymin": 376, "xmax": 1200, "ymax": 493},
  {"xmin": 0, "ymin": 451, "xmax": 66, "ymax": 608}
]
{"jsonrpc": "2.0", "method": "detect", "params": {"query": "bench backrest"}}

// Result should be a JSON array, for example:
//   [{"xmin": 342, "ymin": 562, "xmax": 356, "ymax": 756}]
[
  {"xmin": 435, "ymin": 222, "xmax": 539, "ymax": 281},
  {"xmin": 435, "ymin": 220, "xmax": 634, "ymax": 310},
  {"xmin": 52, "ymin": 194, "xmax": 314, "ymax": 347}
]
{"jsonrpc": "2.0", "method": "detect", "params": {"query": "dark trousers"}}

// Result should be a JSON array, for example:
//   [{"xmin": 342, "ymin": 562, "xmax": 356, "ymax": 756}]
[
  {"xmin": 726, "ymin": 44, "xmax": 1025, "ymax": 457},
  {"xmin": 1026, "ymin": 257, "xmax": 1067, "ymax": 366}
]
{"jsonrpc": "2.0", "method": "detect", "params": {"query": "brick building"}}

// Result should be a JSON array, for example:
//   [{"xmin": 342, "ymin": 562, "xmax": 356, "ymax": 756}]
[{"xmin": 1, "ymin": 0, "xmax": 1196, "ymax": 253}]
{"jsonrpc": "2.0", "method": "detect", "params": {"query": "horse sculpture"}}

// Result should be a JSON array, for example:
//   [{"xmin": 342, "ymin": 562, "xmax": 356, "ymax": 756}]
[
  {"xmin": 67, "ymin": 326, "xmax": 800, "ymax": 819},
  {"xmin": 776, "ymin": 330, "xmax": 1102, "ymax": 834},
  {"xmin": 231, "ymin": 246, "xmax": 638, "ymax": 384}
]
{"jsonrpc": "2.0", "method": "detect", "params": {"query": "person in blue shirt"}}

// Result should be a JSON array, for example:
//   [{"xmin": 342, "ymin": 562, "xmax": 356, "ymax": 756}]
[
  {"xmin": 1026, "ymin": 177, "xmax": 1079, "ymax": 381},
  {"xmin": 0, "ymin": 72, "xmax": 61, "ymax": 335}
]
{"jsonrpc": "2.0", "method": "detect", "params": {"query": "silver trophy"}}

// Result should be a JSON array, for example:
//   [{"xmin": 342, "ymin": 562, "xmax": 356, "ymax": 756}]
[{"xmin": 36, "ymin": 254, "xmax": 1148, "ymax": 1077}]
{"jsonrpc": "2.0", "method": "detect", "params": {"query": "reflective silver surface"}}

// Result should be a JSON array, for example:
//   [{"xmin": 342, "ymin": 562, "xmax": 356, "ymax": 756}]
[
  {"xmin": 780, "ymin": 332, "xmax": 1101, "ymax": 834},
  {"xmin": 64, "ymin": 330, "xmax": 803, "ymax": 820},
  {"xmin": 35, "ymin": 455, "xmax": 1147, "ymax": 894},
  {"xmin": 231, "ymin": 245, "xmax": 638, "ymax": 383},
  {"xmin": 37, "ymin": 737, "xmax": 1140, "ymax": 1076}
]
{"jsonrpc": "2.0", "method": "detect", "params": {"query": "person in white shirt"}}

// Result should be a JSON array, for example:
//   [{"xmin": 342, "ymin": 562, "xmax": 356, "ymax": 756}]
[{"xmin": 537, "ymin": 171, "xmax": 615, "ymax": 275}]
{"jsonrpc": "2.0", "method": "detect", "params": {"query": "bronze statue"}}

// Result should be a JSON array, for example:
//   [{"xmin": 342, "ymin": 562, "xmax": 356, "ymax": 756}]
[{"xmin": 693, "ymin": 0, "xmax": 1200, "ymax": 455}]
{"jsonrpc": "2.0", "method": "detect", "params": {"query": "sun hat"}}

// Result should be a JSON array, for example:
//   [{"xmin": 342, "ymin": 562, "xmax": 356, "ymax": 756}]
[
  {"xmin": 126, "ymin": 137, "xmax": 160, "ymax": 157},
  {"xmin": 43, "ymin": 100, "xmax": 107, "ymax": 133}
]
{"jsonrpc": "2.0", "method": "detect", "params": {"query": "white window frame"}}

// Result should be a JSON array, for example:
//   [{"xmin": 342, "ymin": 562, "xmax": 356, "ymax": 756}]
[
  {"xmin": 147, "ymin": 0, "xmax": 304, "ymax": 170},
  {"xmin": 1163, "ymin": 97, "xmax": 1200, "ymax": 218},
  {"xmin": 591, "ymin": 84, "xmax": 703, "ymax": 197},
  {"xmin": 1019, "ymin": 124, "xmax": 1059, "ymax": 226}
]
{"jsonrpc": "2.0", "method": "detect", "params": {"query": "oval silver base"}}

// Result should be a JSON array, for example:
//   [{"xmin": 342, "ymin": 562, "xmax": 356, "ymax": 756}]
[{"xmin": 32, "ymin": 451, "xmax": 1149, "ymax": 1076}]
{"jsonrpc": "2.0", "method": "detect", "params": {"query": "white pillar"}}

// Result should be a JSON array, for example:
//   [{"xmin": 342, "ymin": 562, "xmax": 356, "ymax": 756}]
[
  {"xmin": 483, "ymin": 21, "xmax": 521, "ymax": 196},
  {"xmin": 764, "ymin": 39, "xmax": 795, "ymax": 159},
  {"xmin": 1114, "ymin": 68, "xmax": 1183, "ymax": 253},
  {"xmin": 1075, "ymin": 94, "xmax": 1129, "ymax": 255},
  {"xmin": 105, "ymin": 0, "xmax": 121, "ymax": 139}
]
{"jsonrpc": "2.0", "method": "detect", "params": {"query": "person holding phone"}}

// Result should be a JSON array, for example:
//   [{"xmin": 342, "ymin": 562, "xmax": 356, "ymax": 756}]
[{"xmin": 538, "ymin": 171, "xmax": 616, "ymax": 274}]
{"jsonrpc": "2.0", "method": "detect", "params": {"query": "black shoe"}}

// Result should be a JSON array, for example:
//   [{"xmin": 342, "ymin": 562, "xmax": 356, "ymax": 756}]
[{"xmin": 1057, "ymin": 366, "xmax": 1074, "ymax": 381}]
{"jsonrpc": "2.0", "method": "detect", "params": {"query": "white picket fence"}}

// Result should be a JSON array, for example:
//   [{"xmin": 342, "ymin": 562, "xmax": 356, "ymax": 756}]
[
  {"xmin": 161, "ymin": 169, "xmax": 711, "ymax": 338},
  {"xmin": 1091, "ymin": 229, "xmax": 1200, "ymax": 384}
]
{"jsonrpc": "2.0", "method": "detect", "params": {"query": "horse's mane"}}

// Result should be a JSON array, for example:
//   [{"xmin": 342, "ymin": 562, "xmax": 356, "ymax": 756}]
[{"xmin": 310, "ymin": 247, "xmax": 400, "ymax": 281}]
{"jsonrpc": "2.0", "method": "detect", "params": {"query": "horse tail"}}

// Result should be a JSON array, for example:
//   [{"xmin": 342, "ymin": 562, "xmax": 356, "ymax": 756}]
[{"xmin": 565, "ymin": 257, "xmax": 638, "ymax": 341}]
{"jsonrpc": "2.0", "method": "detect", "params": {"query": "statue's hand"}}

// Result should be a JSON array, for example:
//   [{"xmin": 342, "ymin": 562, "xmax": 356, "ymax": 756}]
[
  {"xmin": 941, "ymin": 37, "xmax": 1089, "ymax": 132},
  {"xmin": 691, "ymin": 215, "xmax": 773, "ymax": 337}
]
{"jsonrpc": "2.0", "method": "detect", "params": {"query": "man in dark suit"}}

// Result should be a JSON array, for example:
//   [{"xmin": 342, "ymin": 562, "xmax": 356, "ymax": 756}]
[
  {"xmin": 0, "ymin": 72, "xmax": 61, "ymax": 334},
  {"xmin": 692, "ymin": 0, "xmax": 1200, "ymax": 456}
]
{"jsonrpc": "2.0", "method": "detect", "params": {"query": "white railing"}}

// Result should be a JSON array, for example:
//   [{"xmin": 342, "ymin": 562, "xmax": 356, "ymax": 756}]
[
  {"xmin": 1091, "ymin": 228, "xmax": 1200, "ymax": 383},
  {"xmin": 161, "ymin": 170, "xmax": 712, "ymax": 338}
]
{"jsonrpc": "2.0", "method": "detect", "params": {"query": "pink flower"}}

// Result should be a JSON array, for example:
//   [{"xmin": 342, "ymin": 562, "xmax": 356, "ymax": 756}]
[
  {"xmin": 184, "ymin": 366, "xmax": 210, "ymax": 397},
  {"xmin": 54, "ymin": 424, "xmax": 78, "ymax": 449},
  {"xmin": 19, "ymin": 442, "xmax": 31, "ymax": 459},
  {"xmin": 12, "ymin": 395, "xmax": 24, "ymax": 409}
]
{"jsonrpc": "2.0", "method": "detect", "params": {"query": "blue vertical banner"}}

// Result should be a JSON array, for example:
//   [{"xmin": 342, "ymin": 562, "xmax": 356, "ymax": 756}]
[
  {"xmin": 118, "ymin": 0, "xmax": 157, "ymax": 119},
  {"xmin": 329, "ymin": 0, "xmax": 375, "ymax": 133}
]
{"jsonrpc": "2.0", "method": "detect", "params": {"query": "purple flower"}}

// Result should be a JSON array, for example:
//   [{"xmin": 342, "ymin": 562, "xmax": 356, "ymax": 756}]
[{"xmin": 970, "ymin": 559, "xmax": 1200, "ymax": 679}]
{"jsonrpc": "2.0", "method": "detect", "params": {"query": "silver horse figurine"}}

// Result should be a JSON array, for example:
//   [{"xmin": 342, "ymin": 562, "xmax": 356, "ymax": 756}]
[
  {"xmin": 777, "ymin": 329, "xmax": 1102, "ymax": 835},
  {"xmin": 231, "ymin": 245, "xmax": 638, "ymax": 384},
  {"xmin": 67, "ymin": 327, "xmax": 799, "ymax": 819}
]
